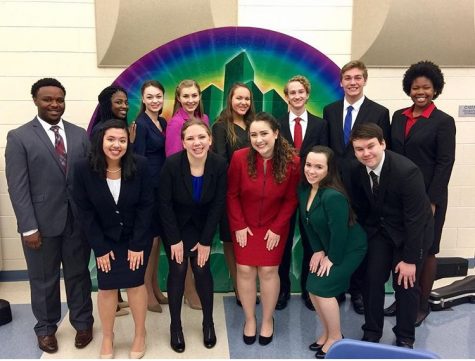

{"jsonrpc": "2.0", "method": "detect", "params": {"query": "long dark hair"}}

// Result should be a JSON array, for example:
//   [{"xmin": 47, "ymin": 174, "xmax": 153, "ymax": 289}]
[
  {"xmin": 247, "ymin": 112, "xmax": 295, "ymax": 183},
  {"xmin": 135, "ymin": 80, "xmax": 165, "ymax": 118},
  {"xmin": 301, "ymin": 145, "xmax": 356, "ymax": 225},
  {"xmin": 88, "ymin": 119, "xmax": 136, "ymax": 179},
  {"xmin": 215, "ymin": 82, "xmax": 255, "ymax": 149}
]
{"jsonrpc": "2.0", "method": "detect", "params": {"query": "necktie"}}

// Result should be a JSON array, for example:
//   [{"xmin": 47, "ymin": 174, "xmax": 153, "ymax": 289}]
[
  {"xmin": 294, "ymin": 117, "xmax": 303, "ymax": 151},
  {"xmin": 343, "ymin": 105, "xmax": 354, "ymax": 146},
  {"xmin": 50, "ymin": 125, "xmax": 67, "ymax": 172},
  {"xmin": 369, "ymin": 171, "xmax": 379, "ymax": 198}
]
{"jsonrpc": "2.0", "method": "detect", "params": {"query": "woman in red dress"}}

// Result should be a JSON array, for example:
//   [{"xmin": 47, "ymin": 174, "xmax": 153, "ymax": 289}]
[{"xmin": 227, "ymin": 112, "xmax": 300, "ymax": 346}]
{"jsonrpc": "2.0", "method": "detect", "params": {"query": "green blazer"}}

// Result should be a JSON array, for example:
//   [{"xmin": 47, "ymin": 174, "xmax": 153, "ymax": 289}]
[{"xmin": 298, "ymin": 186, "xmax": 367, "ymax": 265}]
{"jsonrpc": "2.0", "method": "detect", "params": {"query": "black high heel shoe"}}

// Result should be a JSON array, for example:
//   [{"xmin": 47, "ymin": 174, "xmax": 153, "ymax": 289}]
[
  {"xmin": 309, "ymin": 342, "xmax": 323, "ymax": 351},
  {"xmin": 203, "ymin": 323, "xmax": 217, "ymax": 348},
  {"xmin": 258, "ymin": 317, "xmax": 274, "ymax": 346},
  {"xmin": 170, "ymin": 327, "xmax": 185, "ymax": 353},
  {"xmin": 243, "ymin": 318, "xmax": 257, "ymax": 345}
]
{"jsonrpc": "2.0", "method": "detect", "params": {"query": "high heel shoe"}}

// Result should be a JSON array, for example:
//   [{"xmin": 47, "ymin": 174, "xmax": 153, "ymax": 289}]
[
  {"xmin": 203, "ymin": 323, "xmax": 217, "ymax": 348},
  {"xmin": 100, "ymin": 334, "xmax": 114, "ymax": 359},
  {"xmin": 309, "ymin": 342, "xmax": 323, "ymax": 351},
  {"xmin": 243, "ymin": 318, "xmax": 257, "ymax": 345},
  {"xmin": 130, "ymin": 334, "xmax": 146, "ymax": 359},
  {"xmin": 184, "ymin": 296, "xmax": 202, "ymax": 310},
  {"xmin": 170, "ymin": 327, "xmax": 185, "ymax": 353},
  {"xmin": 147, "ymin": 303, "xmax": 163, "ymax": 313},
  {"xmin": 258, "ymin": 317, "xmax": 274, "ymax": 346}
]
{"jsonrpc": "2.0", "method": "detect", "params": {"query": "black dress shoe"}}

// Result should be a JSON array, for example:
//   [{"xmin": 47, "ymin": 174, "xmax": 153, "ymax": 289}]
[
  {"xmin": 170, "ymin": 327, "xmax": 185, "ymax": 353},
  {"xmin": 38, "ymin": 334, "xmax": 58, "ymax": 353},
  {"xmin": 309, "ymin": 342, "xmax": 323, "ymax": 351},
  {"xmin": 203, "ymin": 324, "xmax": 216, "ymax": 348},
  {"xmin": 275, "ymin": 291, "xmax": 290, "ymax": 310},
  {"xmin": 361, "ymin": 336, "xmax": 380, "ymax": 343},
  {"xmin": 315, "ymin": 348, "xmax": 326, "ymax": 359},
  {"xmin": 395, "ymin": 339, "xmax": 414, "ymax": 349},
  {"xmin": 351, "ymin": 295, "xmax": 364, "ymax": 315},
  {"xmin": 258, "ymin": 317, "xmax": 274, "ymax": 346},
  {"xmin": 75, "ymin": 328, "xmax": 93, "ymax": 349},
  {"xmin": 415, "ymin": 308, "xmax": 430, "ymax": 327},
  {"xmin": 383, "ymin": 301, "xmax": 397, "ymax": 317}
]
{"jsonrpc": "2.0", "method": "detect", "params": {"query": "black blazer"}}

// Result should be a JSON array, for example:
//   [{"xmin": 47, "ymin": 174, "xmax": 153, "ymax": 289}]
[
  {"xmin": 133, "ymin": 112, "xmax": 167, "ymax": 187},
  {"xmin": 72, "ymin": 156, "xmax": 154, "ymax": 257},
  {"xmin": 391, "ymin": 107, "xmax": 456, "ymax": 205},
  {"xmin": 324, "ymin": 97, "xmax": 390, "ymax": 162},
  {"xmin": 159, "ymin": 150, "xmax": 227, "ymax": 247},
  {"xmin": 350, "ymin": 150, "xmax": 433, "ymax": 264},
  {"xmin": 279, "ymin": 111, "xmax": 328, "ymax": 157}
]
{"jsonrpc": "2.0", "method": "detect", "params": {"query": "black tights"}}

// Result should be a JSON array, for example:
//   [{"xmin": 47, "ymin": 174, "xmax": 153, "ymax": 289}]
[{"xmin": 167, "ymin": 256, "xmax": 214, "ymax": 330}]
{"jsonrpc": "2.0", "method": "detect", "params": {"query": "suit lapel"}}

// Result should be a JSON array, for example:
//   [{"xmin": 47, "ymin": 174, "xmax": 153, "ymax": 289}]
[
  {"xmin": 360, "ymin": 166, "xmax": 373, "ymax": 203},
  {"xmin": 375, "ymin": 153, "xmax": 391, "ymax": 208},
  {"xmin": 302, "ymin": 113, "xmax": 316, "ymax": 150},
  {"xmin": 281, "ymin": 113, "xmax": 293, "ymax": 146},
  {"xmin": 180, "ymin": 153, "xmax": 194, "ymax": 199},
  {"xmin": 32, "ymin": 118, "xmax": 65, "ymax": 174},
  {"xmin": 63, "ymin": 121, "xmax": 74, "ymax": 175},
  {"xmin": 200, "ymin": 154, "xmax": 215, "ymax": 202},
  {"xmin": 332, "ymin": 101, "xmax": 346, "ymax": 152}
]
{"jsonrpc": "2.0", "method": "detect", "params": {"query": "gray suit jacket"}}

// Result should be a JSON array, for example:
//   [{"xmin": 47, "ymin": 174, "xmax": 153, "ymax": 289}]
[{"xmin": 5, "ymin": 117, "xmax": 89, "ymax": 237}]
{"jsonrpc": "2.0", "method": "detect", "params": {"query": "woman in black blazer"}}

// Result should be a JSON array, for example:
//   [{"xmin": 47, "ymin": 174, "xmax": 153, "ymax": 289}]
[
  {"xmin": 389, "ymin": 60, "xmax": 456, "ymax": 325},
  {"xmin": 159, "ymin": 118, "xmax": 227, "ymax": 353},
  {"xmin": 133, "ymin": 80, "xmax": 169, "ymax": 312},
  {"xmin": 73, "ymin": 119, "xmax": 154, "ymax": 359}
]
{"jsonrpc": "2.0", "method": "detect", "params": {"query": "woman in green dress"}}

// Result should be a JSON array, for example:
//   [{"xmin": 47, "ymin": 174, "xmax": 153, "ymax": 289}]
[{"xmin": 299, "ymin": 145, "xmax": 367, "ymax": 359}]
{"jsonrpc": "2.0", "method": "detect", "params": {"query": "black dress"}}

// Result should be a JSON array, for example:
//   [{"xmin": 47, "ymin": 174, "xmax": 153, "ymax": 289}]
[{"xmin": 211, "ymin": 121, "xmax": 249, "ymax": 242}]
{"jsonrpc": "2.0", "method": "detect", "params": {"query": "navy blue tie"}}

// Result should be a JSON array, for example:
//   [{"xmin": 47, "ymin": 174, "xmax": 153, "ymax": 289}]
[{"xmin": 343, "ymin": 105, "xmax": 353, "ymax": 146}]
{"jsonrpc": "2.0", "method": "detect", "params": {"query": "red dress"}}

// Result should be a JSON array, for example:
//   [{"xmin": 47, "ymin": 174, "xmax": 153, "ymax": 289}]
[{"xmin": 226, "ymin": 148, "xmax": 300, "ymax": 266}]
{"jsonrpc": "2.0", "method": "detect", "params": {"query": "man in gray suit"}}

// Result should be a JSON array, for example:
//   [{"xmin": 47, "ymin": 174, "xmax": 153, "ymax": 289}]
[{"xmin": 5, "ymin": 78, "xmax": 94, "ymax": 353}]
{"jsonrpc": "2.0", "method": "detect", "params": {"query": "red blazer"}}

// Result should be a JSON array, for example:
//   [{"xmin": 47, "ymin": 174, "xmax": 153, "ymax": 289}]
[{"xmin": 226, "ymin": 148, "xmax": 300, "ymax": 237}]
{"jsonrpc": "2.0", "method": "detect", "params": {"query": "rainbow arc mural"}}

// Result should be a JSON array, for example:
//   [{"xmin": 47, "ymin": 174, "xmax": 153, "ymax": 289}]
[{"xmin": 89, "ymin": 27, "xmax": 343, "ymax": 292}]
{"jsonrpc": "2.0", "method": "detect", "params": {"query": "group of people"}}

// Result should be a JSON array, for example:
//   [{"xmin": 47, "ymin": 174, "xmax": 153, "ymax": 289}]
[{"xmin": 5, "ymin": 58, "xmax": 455, "ymax": 359}]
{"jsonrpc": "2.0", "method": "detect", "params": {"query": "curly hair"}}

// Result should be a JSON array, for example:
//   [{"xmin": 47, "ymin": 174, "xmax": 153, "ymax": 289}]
[
  {"xmin": 88, "ymin": 119, "xmax": 136, "ymax": 180},
  {"xmin": 301, "ymin": 146, "xmax": 356, "ymax": 225},
  {"xmin": 247, "ymin": 112, "xmax": 295, "ymax": 183},
  {"xmin": 31, "ymin": 78, "xmax": 66, "ymax": 98},
  {"xmin": 402, "ymin": 60, "xmax": 445, "ymax": 99},
  {"xmin": 215, "ymin": 82, "xmax": 255, "ymax": 149},
  {"xmin": 283, "ymin": 75, "xmax": 311, "ymax": 95}
]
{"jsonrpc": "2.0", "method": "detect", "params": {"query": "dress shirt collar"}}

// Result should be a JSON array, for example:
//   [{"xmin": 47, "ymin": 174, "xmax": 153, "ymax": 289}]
[
  {"xmin": 366, "ymin": 151, "xmax": 385, "ymax": 178},
  {"xmin": 37, "ymin": 116, "xmax": 65, "ymax": 133},
  {"xmin": 402, "ymin": 102, "xmax": 436, "ymax": 118},
  {"xmin": 289, "ymin": 109, "xmax": 308, "ymax": 122},
  {"xmin": 344, "ymin": 95, "xmax": 365, "ymax": 112}
]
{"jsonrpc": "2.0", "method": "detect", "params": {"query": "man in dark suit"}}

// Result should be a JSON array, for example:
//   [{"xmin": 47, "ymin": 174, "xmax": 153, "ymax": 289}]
[
  {"xmin": 323, "ymin": 60, "xmax": 390, "ymax": 314},
  {"xmin": 277, "ymin": 75, "xmax": 328, "ymax": 310},
  {"xmin": 5, "ymin": 78, "xmax": 94, "ymax": 353},
  {"xmin": 349, "ymin": 123, "xmax": 433, "ymax": 348}
]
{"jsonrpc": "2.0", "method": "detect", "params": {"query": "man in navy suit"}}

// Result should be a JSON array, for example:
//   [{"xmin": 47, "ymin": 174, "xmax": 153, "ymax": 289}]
[
  {"xmin": 277, "ymin": 75, "xmax": 328, "ymax": 310},
  {"xmin": 323, "ymin": 60, "xmax": 390, "ymax": 314},
  {"xmin": 5, "ymin": 78, "xmax": 93, "ymax": 353},
  {"xmin": 349, "ymin": 123, "xmax": 433, "ymax": 348}
]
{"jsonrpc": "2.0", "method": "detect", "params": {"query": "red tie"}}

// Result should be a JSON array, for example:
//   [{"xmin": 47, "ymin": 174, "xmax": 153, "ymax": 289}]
[
  {"xmin": 50, "ymin": 125, "xmax": 67, "ymax": 173},
  {"xmin": 294, "ymin": 117, "xmax": 303, "ymax": 151}
]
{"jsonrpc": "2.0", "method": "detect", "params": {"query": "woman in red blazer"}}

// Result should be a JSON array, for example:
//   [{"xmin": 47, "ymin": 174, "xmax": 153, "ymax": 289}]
[
  {"xmin": 389, "ymin": 60, "xmax": 456, "ymax": 326},
  {"xmin": 227, "ymin": 112, "xmax": 300, "ymax": 346}
]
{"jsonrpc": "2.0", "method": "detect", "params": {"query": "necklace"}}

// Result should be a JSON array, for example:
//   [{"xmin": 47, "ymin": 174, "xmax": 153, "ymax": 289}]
[{"xmin": 106, "ymin": 168, "xmax": 121, "ymax": 173}]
